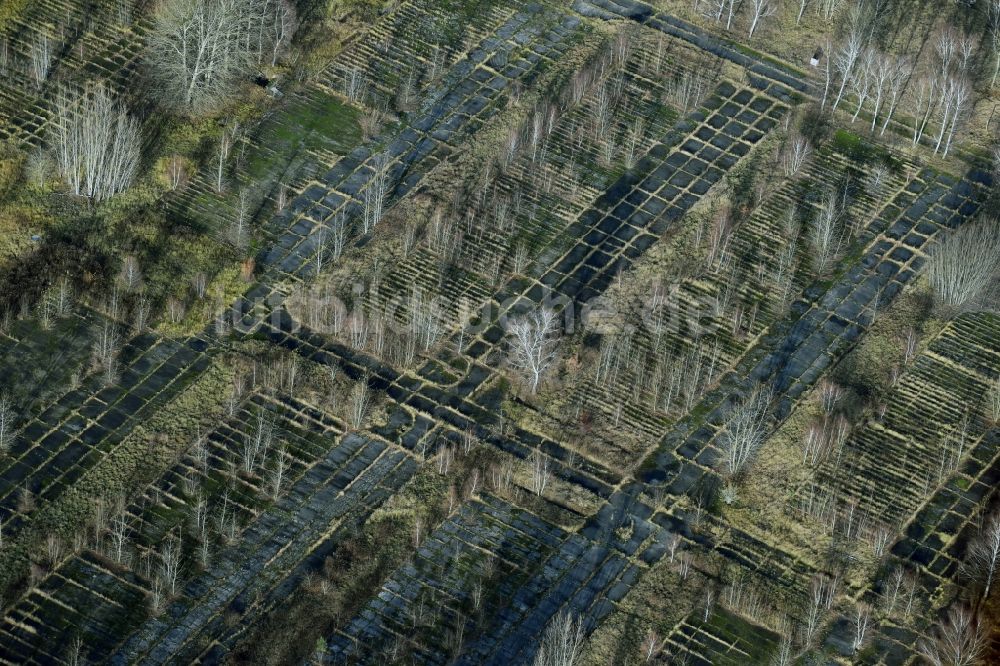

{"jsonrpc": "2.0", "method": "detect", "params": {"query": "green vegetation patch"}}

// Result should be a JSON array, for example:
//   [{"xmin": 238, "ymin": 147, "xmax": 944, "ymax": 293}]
[
  {"xmin": 243, "ymin": 92, "xmax": 363, "ymax": 184},
  {"xmin": 0, "ymin": 354, "xmax": 235, "ymax": 594},
  {"xmin": 831, "ymin": 129, "xmax": 901, "ymax": 171}
]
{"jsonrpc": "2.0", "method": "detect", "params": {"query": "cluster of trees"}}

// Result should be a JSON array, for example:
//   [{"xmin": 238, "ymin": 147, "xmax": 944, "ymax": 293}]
[
  {"xmin": 50, "ymin": 85, "xmax": 141, "ymax": 202},
  {"xmin": 147, "ymin": 0, "xmax": 296, "ymax": 114},
  {"xmin": 532, "ymin": 611, "xmax": 585, "ymax": 666},
  {"xmin": 918, "ymin": 604, "xmax": 985, "ymax": 666},
  {"xmin": 699, "ymin": 0, "xmax": 779, "ymax": 38},
  {"xmin": 718, "ymin": 387, "xmax": 771, "ymax": 502},
  {"xmin": 910, "ymin": 29, "xmax": 975, "ymax": 157},
  {"xmin": 927, "ymin": 216, "xmax": 1000, "ymax": 313},
  {"xmin": 813, "ymin": 9, "xmax": 990, "ymax": 156}
]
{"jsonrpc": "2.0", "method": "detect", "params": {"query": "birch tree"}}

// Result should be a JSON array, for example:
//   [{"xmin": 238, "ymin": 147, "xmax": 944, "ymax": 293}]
[
  {"xmin": 160, "ymin": 536, "xmax": 182, "ymax": 596},
  {"xmin": 533, "ymin": 611, "xmax": 585, "ymax": 666},
  {"xmin": 747, "ymin": 0, "xmax": 777, "ymax": 38},
  {"xmin": 831, "ymin": 32, "xmax": 863, "ymax": 111},
  {"xmin": 989, "ymin": 0, "xmax": 1000, "ymax": 87},
  {"xmin": 810, "ymin": 188, "xmax": 845, "ymax": 274},
  {"xmin": 911, "ymin": 76, "xmax": 937, "ymax": 146},
  {"xmin": 966, "ymin": 511, "xmax": 1000, "ymax": 599},
  {"xmin": 939, "ymin": 77, "xmax": 970, "ymax": 158},
  {"xmin": 362, "ymin": 153, "xmax": 391, "ymax": 234},
  {"xmin": 0, "ymin": 394, "xmax": 14, "ymax": 453},
  {"xmin": 50, "ymin": 85, "xmax": 141, "ymax": 202},
  {"xmin": 817, "ymin": 0, "xmax": 844, "ymax": 20},
  {"xmin": 781, "ymin": 135, "xmax": 811, "ymax": 177},
  {"xmin": 918, "ymin": 605, "xmax": 985, "ymax": 666},
  {"xmin": 109, "ymin": 513, "xmax": 130, "ymax": 564},
  {"xmin": 797, "ymin": 0, "xmax": 810, "ymax": 23},
  {"xmin": 852, "ymin": 602, "xmax": 873, "ymax": 652},
  {"xmin": 719, "ymin": 389, "xmax": 771, "ymax": 477},
  {"xmin": 724, "ymin": 0, "xmax": 738, "ymax": 30},
  {"xmin": 927, "ymin": 217, "xmax": 1000, "ymax": 312},
  {"xmin": 867, "ymin": 52, "xmax": 894, "ymax": 131},
  {"xmin": 849, "ymin": 50, "xmax": 874, "ymax": 122},
  {"xmin": 147, "ymin": 0, "xmax": 294, "ymax": 114},
  {"xmin": 30, "ymin": 32, "xmax": 52, "ymax": 88},
  {"xmin": 878, "ymin": 56, "xmax": 911, "ymax": 135},
  {"xmin": 507, "ymin": 307, "xmax": 560, "ymax": 394},
  {"xmin": 266, "ymin": 0, "xmax": 296, "ymax": 67}
]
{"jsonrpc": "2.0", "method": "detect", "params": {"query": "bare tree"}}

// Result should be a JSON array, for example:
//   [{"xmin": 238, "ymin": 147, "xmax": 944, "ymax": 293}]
[
  {"xmin": 703, "ymin": 0, "xmax": 726, "ymax": 23},
  {"xmin": 109, "ymin": 513, "xmax": 130, "ymax": 564},
  {"xmin": 267, "ymin": 446, "xmax": 287, "ymax": 499},
  {"xmin": 911, "ymin": 76, "xmax": 937, "ymax": 146},
  {"xmin": 312, "ymin": 227, "xmax": 327, "ymax": 277},
  {"xmin": 878, "ymin": 56, "xmax": 910, "ymax": 135},
  {"xmin": 849, "ymin": 50, "xmax": 874, "ymax": 123},
  {"xmin": 166, "ymin": 154, "xmax": 189, "ymax": 190},
  {"xmin": 0, "ymin": 394, "xmax": 14, "ymax": 454},
  {"xmin": 927, "ymin": 217, "xmax": 1000, "ymax": 312},
  {"xmin": 831, "ymin": 32, "xmax": 863, "ymax": 111},
  {"xmin": 529, "ymin": 451, "xmax": 551, "ymax": 496},
  {"xmin": 115, "ymin": 0, "xmax": 133, "ymax": 26},
  {"xmin": 936, "ymin": 28, "xmax": 956, "ymax": 79},
  {"xmin": 242, "ymin": 410, "xmax": 274, "ymax": 475},
  {"xmin": 802, "ymin": 574, "xmax": 836, "ymax": 646},
  {"xmin": 94, "ymin": 323, "xmax": 121, "ymax": 386},
  {"xmin": 989, "ymin": 0, "xmax": 1000, "ymax": 87},
  {"xmin": 724, "ymin": 0, "xmax": 738, "ymax": 29},
  {"xmin": 852, "ymin": 602, "xmax": 873, "ymax": 653},
  {"xmin": 119, "ymin": 255, "xmax": 142, "ymax": 292},
  {"xmin": 641, "ymin": 629, "xmax": 666, "ymax": 662},
  {"xmin": 229, "ymin": 189, "xmax": 251, "ymax": 248},
  {"xmin": 719, "ymin": 388, "xmax": 771, "ymax": 478},
  {"xmin": 50, "ymin": 85, "xmax": 141, "ymax": 202},
  {"xmin": 533, "ymin": 610, "xmax": 585, "ymax": 666},
  {"xmin": 30, "ymin": 32, "xmax": 52, "ymax": 88},
  {"xmin": 160, "ymin": 536, "xmax": 182, "ymax": 596},
  {"xmin": 867, "ymin": 52, "xmax": 891, "ymax": 130},
  {"xmin": 507, "ymin": 307, "xmax": 560, "ymax": 394},
  {"xmin": 150, "ymin": 574, "xmax": 166, "ymax": 614},
  {"xmin": 810, "ymin": 188, "xmax": 845, "ymax": 274},
  {"xmin": 215, "ymin": 127, "xmax": 232, "ymax": 192},
  {"xmin": 268, "ymin": 0, "xmax": 296, "ymax": 66},
  {"xmin": 147, "ymin": 0, "xmax": 292, "ymax": 114},
  {"xmin": 817, "ymin": 0, "xmax": 844, "ymax": 20},
  {"xmin": 329, "ymin": 212, "xmax": 347, "ymax": 260},
  {"xmin": 918, "ymin": 605, "xmax": 985, "ymax": 666},
  {"xmin": 988, "ymin": 374, "xmax": 1000, "ymax": 424},
  {"xmin": 349, "ymin": 378, "xmax": 370, "ymax": 428},
  {"xmin": 796, "ymin": 0, "xmax": 810, "ymax": 23},
  {"xmin": 747, "ymin": 0, "xmax": 777, "ymax": 38},
  {"xmin": 966, "ymin": 510, "xmax": 1000, "ymax": 599},
  {"xmin": 957, "ymin": 33, "xmax": 976, "ymax": 72},
  {"xmin": 343, "ymin": 66, "xmax": 366, "ymax": 102},
  {"xmin": 865, "ymin": 163, "xmax": 891, "ymax": 198},
  {"xmin": 362, "ymin": 153, "xmax": 391, "ymax": 234},
  {"xmin": 62, "ymin": 635, "xmax": 83, "ymax": 666},
  {"xmin": 781, "ymin": 135, "xmax": 811, "ymax": 176},
  {"xmin": 940, "ymin": 78, "xmax": 970, "ymax": 158}
]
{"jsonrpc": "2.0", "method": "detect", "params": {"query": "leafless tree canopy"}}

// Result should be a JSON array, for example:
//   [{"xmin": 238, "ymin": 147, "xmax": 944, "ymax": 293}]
[
  {"xmin": 0, "ymin": 394, "xmax": 14, "ymax": 453},
  {"xmin": 50, "ymin": 85, "xmax": 141, "ymax": 202},
  {"xmin": 965, "ymin": 511, "xmax": 1000, "ymax": 599},
  {"xmin": 532, "ymin": 610, "xmax": 585, "ymax": 666},
  {"xmin": 146, "ymin": 0, "xmax": 296, "ymax": 114},
  {"xmin": 927, "ymin": 217, "xmax": 1000, "ymax": 312},
  {"xmin": 719, "ymin": 388, "xmax": 771, "ymax": 478},
  {"xmin": 507, "ymin": 307, "xmax": 560, "ymax": 394},
  {"xmin": 918, "ymin": 605, "xmax": 985, "ymax": 666}
]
